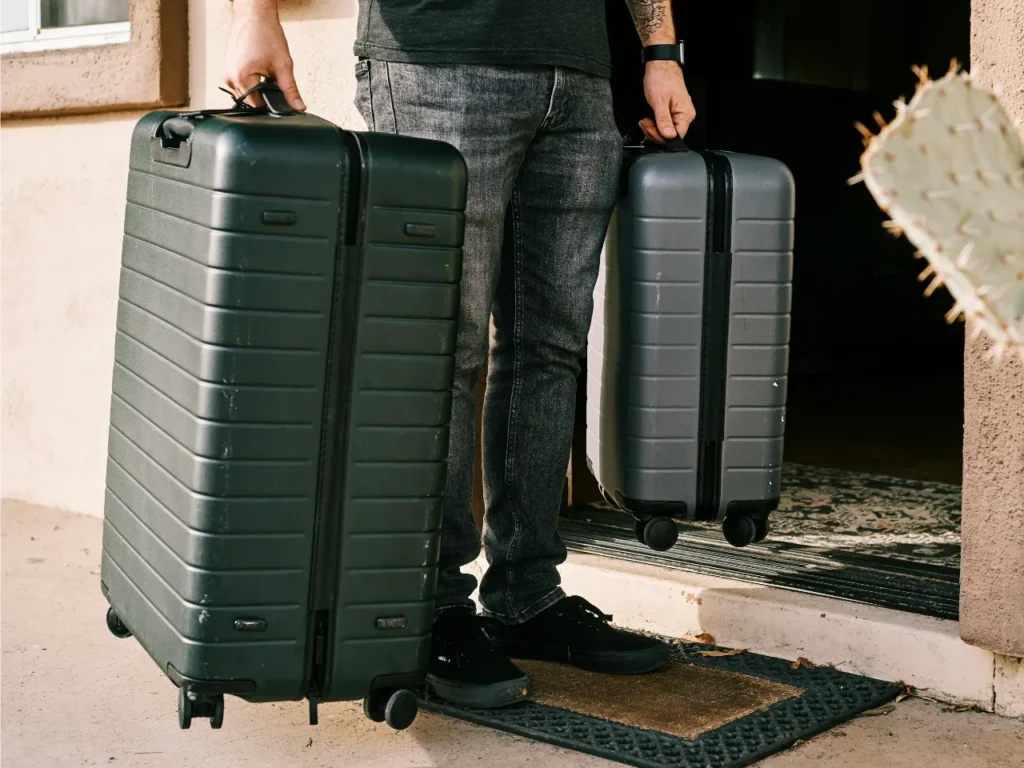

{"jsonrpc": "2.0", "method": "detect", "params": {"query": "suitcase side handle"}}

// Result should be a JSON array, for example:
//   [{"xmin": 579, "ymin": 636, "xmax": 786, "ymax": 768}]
[{"xmin": 151, "ymin": 116, "xmax": 197, "ymax": 167}]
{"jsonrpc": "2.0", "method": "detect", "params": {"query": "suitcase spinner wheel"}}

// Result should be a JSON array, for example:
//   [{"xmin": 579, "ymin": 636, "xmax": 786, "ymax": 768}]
[
  {"xmin": 178, "ymin": 687, "xmax": 225, "ymax": 730},
  {"xmin": 722, "ymin": 514, "xmax": 771, "ymax": 548},
  {"xmin": 105, "ymin": 607, "xmax": 132, "ymax": 639},
  {"xmin": 633, "ymin": 516, "xmax": 679, "ymax": 552},
  {"xmin": 363, "ymin": 688, "xmax": 418, "ymax": 730}
]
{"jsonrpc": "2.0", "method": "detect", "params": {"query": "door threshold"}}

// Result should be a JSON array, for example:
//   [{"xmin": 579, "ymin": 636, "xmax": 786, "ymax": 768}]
[{"xmin": 559, "ymin": 505, "xmax": 960, "ymax": 621}]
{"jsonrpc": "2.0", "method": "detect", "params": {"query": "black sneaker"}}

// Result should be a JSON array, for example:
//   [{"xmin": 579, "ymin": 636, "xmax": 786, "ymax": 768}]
[
  {"xmin": 483, "ymin": 596, "xmax": 671, "ymax": 675},
  {"xmin": 426, "ymin": 607, "xmax": 533, "ymax": 709}
]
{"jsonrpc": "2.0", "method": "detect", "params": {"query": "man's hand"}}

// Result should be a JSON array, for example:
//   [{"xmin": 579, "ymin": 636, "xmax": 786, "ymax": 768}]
[
  {"xmin": 222, "ymin": 0, "xmax": 305, "ymax": 112},
  {"xmin": 639, "ymin": 60, "xmax": 696, "ymax": 143}
]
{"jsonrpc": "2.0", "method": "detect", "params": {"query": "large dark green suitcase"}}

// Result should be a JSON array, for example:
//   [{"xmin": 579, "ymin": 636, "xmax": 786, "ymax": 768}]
[{"xmin": 100, "ymin": 84, "xmax": 466, "ymax": 731}]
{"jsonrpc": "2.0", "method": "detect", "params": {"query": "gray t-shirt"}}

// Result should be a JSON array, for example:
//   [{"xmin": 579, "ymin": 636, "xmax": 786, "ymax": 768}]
[{"xmin": 354, "ymin": 0, "xmax": 612, "ymax": 79}]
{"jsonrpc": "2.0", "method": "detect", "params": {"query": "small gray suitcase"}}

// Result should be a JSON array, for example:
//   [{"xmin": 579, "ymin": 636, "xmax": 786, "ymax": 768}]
[{"xmin": 586, "ymin": 140, "xmax": 794, "ymax": 551}]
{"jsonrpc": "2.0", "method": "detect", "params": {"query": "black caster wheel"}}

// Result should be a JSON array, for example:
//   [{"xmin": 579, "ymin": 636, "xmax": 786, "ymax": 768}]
[
  {"xmin": 178, "ymin": 688, "xmax": 193, "ymax": 730},
  {"xmin": 642, "ymin": 516, "xmax": 678, "ymax": 551},
  {"xmin": 363, "ymin": 690, "xmax": 387, "ymax": 723},
  {"xmin": 210, "ymin": 696, "xmax": 225, "ymax": 729},
  {"xmin": 105, "ymin": 607, "xmax": 131, "ymax": 639},
  {"xmin": 753, "ymin": 516, "xmax": 770, "ymax": 544},
  {"xmin": 633, "ymin": 519, "xmax": 647, "ymax": 545},
  {"xmin": 722, "ymin": 515, "xmax": 758, "ymax": 548},
  {"xmin": 385, "ymin": 689, "xmax": 418, "ymax": 730}
]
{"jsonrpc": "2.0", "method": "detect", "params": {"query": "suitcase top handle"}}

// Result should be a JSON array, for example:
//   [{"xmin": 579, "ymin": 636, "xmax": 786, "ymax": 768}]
[
  {"xmin": 164, "ymin": 79, "xmax": 296, "ymax": 126},
  {"xmin": 151, "ymin": 80, "xmax": 295, "ymax": 168},
  {"xmin": 221, "ymin": 79, "xmax": 295, "ymax": 117},
  {"xmin": 622, "ymin": 133, "xmax": 689, "ymax": 154}
]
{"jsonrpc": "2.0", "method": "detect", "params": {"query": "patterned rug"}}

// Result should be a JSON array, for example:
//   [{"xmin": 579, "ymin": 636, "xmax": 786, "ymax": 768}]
[{"xmin": 771, "ymin": 463, "xmax": 962, "ymax": 568}]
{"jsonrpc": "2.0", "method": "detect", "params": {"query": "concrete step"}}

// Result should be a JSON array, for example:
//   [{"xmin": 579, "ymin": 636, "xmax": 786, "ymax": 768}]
[{"xmin": 469, "ymin": 552, "xmax": 1023, "ymax": 718}]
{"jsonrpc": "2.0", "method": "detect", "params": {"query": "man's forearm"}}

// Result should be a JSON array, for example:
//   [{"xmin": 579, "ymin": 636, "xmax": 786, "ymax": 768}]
[{"xmin": 625, "ymin": 0, "xmax": 676, "ymax": 45}]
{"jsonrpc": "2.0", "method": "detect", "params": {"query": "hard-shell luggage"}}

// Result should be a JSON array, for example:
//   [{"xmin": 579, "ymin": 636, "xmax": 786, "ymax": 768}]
[
  {"xmin": 586, "ymin": 139, "xmax": 794, "ymax": 551},
  {"xmin": 100, "ymin": 83, "xmax": 467, "ymax": 730}
]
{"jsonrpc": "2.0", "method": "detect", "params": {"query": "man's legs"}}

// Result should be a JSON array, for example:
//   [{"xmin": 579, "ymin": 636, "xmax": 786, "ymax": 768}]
[
  {"xmin": 476, "ymin": 68, "xmax": 672, "ymax": 673},
  {"xmin": 354, "ymin": 60, "xmax": 670, "ymax": 705},
  {"xmin": 477, "ymin": 67, "xmax": 621, "ymax": 622}
]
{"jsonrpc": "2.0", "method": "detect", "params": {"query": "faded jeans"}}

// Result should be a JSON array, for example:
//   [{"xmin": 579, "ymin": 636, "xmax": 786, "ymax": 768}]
[{"xmin": 354, "ymin": 60, "xmax": 622, "ymax": 624}]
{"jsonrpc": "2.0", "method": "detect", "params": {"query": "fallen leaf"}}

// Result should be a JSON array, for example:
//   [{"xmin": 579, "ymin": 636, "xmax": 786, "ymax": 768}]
[
  {"xmin": 694, "ymin": 632, "xmax": 716, "ymax": 645},
  {"xmin": 790, "ymin": 657, "xmax": 815, "ymax": 670},
  {"xmin": 860, "ymin": 705, "xmax": 896, "ymax": 717},
  {"xmin": 700, "ymin": 649, "xmax": 746, "ymax": 657}
]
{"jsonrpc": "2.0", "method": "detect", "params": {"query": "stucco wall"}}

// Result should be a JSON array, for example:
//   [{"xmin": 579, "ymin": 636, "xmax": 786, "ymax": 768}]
[
  {"xmin": 0, "ymin": 0, "xmax": 366, "ymax": 516},
  {"xmin": 961, "ymin": 0, "xmax": 1024, "ymax": 658}
]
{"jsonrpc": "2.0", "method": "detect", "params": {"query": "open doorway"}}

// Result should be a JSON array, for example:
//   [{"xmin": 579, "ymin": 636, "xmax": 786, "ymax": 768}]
[
  {"xmin": 562, "ymin": 0, "xmax": 969, "ymax": 619},
  {"xmin": 607, "ymin": 0, "xmax": 969, "ymax": 485}
]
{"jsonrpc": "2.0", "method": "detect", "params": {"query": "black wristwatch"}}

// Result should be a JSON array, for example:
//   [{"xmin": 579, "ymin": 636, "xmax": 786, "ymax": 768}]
[{"xmin": 641, "ymin": 41, "xmax": 685, "ymax": 66}]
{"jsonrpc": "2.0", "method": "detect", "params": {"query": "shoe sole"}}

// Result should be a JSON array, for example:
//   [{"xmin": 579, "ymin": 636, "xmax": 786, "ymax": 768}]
[
  {"xmin": 425, "ymin": 673, "xmax": 533, "ymax": 709},
  {"xmin": 490, "ymin": 639, "xmax": 672, "ymax": 675}
]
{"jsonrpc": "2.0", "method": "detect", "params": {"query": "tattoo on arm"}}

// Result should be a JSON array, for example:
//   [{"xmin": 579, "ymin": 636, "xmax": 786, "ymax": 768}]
[{"xmin": 625, "ymin": 0, "xmax": 673, "ymax": 44}]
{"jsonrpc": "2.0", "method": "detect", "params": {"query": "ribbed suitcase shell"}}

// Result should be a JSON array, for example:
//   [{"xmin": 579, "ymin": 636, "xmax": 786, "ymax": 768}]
[
  {"xmin": 100, "ymin": 107, "xmax": 466, "ymax": 706},
  {"xmin": 587, "ymin": 148, "xmax": 794, "ymax": 525}
]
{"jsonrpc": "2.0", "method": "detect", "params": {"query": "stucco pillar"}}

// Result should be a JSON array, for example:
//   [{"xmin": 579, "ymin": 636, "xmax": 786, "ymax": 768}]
[{"xmin": 961, "ymin": 0, "xmax": 1024, "ymax": 656}]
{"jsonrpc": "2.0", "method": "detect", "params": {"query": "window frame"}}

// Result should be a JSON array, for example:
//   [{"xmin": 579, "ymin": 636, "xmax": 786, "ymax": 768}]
[
  {"xmin": 1, "ymin": 0, "xmax": 131, "ymax": 54},
  {"xmin": 1, "ymin": 0, "xmax": 188, "ymax": 120}
]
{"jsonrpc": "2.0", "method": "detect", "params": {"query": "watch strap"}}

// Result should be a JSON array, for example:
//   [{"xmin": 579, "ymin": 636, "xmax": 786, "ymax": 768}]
[{"xmin": 641, "ymin": 42, "xmax": 685, "ymax": 65}]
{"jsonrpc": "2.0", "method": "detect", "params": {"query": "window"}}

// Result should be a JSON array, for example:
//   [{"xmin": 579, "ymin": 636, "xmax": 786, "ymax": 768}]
[
  {"xmin": 1, "ymin": 0, "xmax": 129, "ymax": 54},
  {"xmin": 751, "ymin": 0, "xmax": 871, "ymax": 92}
]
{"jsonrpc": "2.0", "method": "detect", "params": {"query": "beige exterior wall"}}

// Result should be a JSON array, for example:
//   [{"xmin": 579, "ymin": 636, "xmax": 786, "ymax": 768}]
[
  {"xmin": 961, "ymin": 0, "xmax": 1024, "ymax": 658},
  {"xmin": 0, "ymin": 0, "xmax": 367, "ymax": 516}
]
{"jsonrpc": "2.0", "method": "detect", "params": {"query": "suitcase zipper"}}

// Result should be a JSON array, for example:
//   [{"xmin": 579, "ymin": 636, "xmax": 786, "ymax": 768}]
[
  {"xmin": 695, "ymin": 151, "xmax": 733, "ymax": 520},
  {"xmin": 304, "ymin": 128, "xmax": 367, "ymax": 722}
]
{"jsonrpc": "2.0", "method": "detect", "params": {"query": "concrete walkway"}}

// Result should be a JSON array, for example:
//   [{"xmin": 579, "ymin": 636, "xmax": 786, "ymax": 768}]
[{"xmin": 2, "ymin": 501, "xmax": 1021, "ymax": 767}]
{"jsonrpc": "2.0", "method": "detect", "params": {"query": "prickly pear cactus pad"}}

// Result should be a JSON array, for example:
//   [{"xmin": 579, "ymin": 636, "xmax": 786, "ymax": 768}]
[{"xmin": 855, "ymin": 63, "xmax": 1024, "ymax": 362}]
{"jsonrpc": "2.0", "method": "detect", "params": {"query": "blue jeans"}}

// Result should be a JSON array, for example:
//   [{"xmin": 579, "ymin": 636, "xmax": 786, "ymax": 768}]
[{"xmin": 354, "ymin": 61, "xmax": 622, "ymax": 624}]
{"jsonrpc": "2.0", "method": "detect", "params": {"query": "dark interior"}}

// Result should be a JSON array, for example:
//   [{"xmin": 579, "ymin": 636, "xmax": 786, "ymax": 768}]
[{"xmin": 603, "ymin": 0, "xmax": 970, "ymax": 484}]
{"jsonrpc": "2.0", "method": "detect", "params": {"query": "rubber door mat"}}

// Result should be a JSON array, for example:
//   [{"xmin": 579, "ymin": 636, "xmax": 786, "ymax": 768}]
[{"xmin": 419, "ymin": 642, "xmax": 901, "ymax": 768}]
